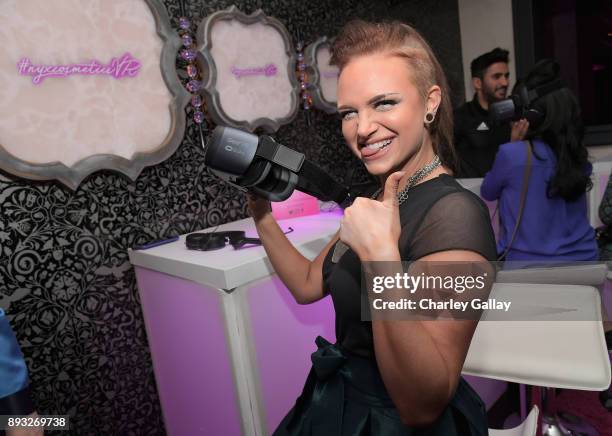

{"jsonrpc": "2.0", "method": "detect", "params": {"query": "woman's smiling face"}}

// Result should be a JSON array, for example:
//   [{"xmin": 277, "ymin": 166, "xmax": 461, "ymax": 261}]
[{"xmin": 337, "ymin": 53, "xmax": 432, "ymax": 178}]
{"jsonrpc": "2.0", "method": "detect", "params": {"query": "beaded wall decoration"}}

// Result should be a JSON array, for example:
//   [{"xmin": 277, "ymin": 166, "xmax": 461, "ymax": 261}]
[
  {"xmin": 295, "ymin": 33, "xmax": 313, "ymax": 126},
  {"xmin": 177, "ymin": 5, "xmax": 208, "ymax": 131}
]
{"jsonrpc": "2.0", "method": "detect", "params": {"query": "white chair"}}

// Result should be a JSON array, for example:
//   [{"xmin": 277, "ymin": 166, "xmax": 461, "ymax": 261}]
[
  {"xmin": 489, "ymin": 406, "xmax": 539, "ymax": 436},
  {"xmin": 465, "ymin": 283, "xmax": 610, "ymax": 389},
  {"xmin": 464, "ymin": 282, "xmax": 610, "ymax": 435},
  {"xmin": 495, "ymin": 263, "xmax": 608, "ymax": 287},
  {"xmin": 493, "ymin": 265, "xmax": 609, "ymax": 435}
]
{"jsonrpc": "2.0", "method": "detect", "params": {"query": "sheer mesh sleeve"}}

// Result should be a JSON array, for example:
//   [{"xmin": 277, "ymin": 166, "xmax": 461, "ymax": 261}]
[{"xmin": 405, "ymin": 191, "xmax": 497, "ymax": 261}]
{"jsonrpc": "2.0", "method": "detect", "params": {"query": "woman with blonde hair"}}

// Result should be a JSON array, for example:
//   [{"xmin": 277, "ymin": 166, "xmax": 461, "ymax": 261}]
[{"xmin": 248, "ymin": 19, "xmax": 496, "ymax": 435}]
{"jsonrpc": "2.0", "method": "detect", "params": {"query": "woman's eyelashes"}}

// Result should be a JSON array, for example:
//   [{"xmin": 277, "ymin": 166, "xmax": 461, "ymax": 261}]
[
  {"xmin": 339, "ymin": 110, "xmax": 357, "ymax": 121},
  {"xmin": 373, "ymin": 99, "xmax": 399, "ymax": 111},
  {"xmin": 338, "ymin": 99, "xmax": 400, "ymax": 121}
]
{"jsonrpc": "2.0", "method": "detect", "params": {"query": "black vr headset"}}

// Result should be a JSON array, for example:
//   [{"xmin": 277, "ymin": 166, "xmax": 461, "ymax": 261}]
[
  {"xmin": 489, "ymin": 60, "xmax": 566, "ymax": 126},
  {"xmin": 203, "ymin": 126, "xmax": 351, "ymax": 205}
]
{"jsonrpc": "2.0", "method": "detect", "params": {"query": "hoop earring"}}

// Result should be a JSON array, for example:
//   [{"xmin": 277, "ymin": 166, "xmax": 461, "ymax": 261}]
[{"xmin": 424, "ymin": 112, "xmax": 436, "ymax": 124}]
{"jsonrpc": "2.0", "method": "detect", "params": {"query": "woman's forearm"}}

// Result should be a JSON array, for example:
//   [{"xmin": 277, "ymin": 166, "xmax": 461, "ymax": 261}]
[{"xmin": 253, "ymin": 213, "xmax": 331, "ymax": 304}]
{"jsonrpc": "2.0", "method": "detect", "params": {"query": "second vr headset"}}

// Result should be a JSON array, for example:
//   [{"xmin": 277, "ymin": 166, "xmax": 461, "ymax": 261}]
[
  {"xmin": 489, "ymin": 60, "xmax": 566, "ymax": 126},
  {"xmin": 204, "ymin": 126, "xmax": 351, "ymax": 205}
]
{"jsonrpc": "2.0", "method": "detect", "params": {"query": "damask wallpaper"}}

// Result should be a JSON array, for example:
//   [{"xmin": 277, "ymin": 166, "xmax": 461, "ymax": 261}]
[{"xmin": 0, "ymin": 0, "xmax": 463, "ymax": 435}]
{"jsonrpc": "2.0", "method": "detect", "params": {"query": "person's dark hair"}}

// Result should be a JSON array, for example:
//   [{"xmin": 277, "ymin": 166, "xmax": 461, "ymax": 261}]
[
  {"xmin": 523, "ymin": 59, "xmax": 592, "ymax": 201},
  {"xmin": 330, "ymin": 19, "xmax": 457, "ymax": 173},
  {"xmin": 470, "ymin": 48, "xmax": 509, "ymax": 79}
]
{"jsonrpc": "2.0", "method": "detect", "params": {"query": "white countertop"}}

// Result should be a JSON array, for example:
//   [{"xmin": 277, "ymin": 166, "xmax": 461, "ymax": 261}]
[
  {"xmin": 456, "ymin": 178, "xmax": 483, "ymax": 196},
  {"xmin": 588, "ymin": 145, "xmax": 612, "ymax": 161},
  {"xmin": 128, "ymin": 211, "xmax": 342, "ymax": 290}
]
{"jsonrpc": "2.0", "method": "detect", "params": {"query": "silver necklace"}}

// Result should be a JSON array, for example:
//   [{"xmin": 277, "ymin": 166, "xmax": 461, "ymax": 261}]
[
  {"xmin": 371, "ymin": 155, "xmax": 442, "ymax": 205},
  {"xmin": 331, "ymin": 154, "xmax": 442, "ymax": 264}
]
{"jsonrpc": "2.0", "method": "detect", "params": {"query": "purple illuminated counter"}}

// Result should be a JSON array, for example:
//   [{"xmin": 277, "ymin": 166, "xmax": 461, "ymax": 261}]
[{"xmin": 128, "ymin": 212, "xmax": 340, "ymax": 435}]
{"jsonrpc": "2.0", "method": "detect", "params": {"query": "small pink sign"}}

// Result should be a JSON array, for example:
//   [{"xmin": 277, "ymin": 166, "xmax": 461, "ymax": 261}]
[
  {"xmin": 271, "ymin": 191, "xmax": 320, "ymax": 220},
  {"xmin": 230, "ymin": 63, "xmax": 277, "ymax": 79}
]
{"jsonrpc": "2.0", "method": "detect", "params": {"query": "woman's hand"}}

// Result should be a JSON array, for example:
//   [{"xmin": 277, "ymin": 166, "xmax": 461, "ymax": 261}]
[
  {"xmin": 510, "ymin": 118, "xmax": 529, "ymax": 142},
  {"xmin": 246, "ymin": 191, "xmax": 272, "ymax": 222},
  {"xmin": 339, "ymin": 171, "xmax": 404, "ymax": 261}
]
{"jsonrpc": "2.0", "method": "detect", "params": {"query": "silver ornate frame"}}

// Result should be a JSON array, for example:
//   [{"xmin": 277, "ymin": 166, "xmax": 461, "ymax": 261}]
[
  {"xmin": 304, "ymin": 36, "xmax": 338, "ymax": 114},
  {"xmin": 196, "ymin": 6, "xmax": 300, "ymax": 132},
  {"xmin": 0, "ymin": 0, "xmax": 190, "ymax": 190}
]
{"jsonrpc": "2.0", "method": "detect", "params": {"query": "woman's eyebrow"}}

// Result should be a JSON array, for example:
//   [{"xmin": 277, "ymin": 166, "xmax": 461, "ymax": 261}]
[
  {"xmin": 337, "ymin": 103, "xmax": 355, "ymax": 112},
  {"xmin": 338, "ymin": 93, "xmax": 401, "ymax": 111},
  {"xmin": 367, "ymin": 92, "xmax": 401, "ymax": 105}
]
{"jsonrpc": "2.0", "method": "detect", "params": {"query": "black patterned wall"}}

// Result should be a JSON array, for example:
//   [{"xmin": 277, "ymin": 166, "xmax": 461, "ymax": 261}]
[{"xmin": 0, "ymin": 1, "xmax": 463, "ymax": 435}]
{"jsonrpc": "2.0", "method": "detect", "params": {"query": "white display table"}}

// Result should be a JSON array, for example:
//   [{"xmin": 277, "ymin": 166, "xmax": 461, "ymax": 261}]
[{"xmin": 129, "ymin": 212, "xmax": 340, "ymax": 436}]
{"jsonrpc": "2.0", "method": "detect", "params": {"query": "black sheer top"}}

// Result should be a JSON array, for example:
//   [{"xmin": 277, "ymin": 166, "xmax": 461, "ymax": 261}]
[{"xmin": 322, "ymin": 174, "xmax": 497, "ymax": 358}]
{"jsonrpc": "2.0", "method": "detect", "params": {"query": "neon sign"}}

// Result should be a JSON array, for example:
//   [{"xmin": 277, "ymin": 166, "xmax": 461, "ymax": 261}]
[
  {"xmin": 230, "ymin": 63, "xmax": 278, "ymax": 79},
  {"xmin": 17, "ymin": 52, "xmax": 141, "ymax": 85}
]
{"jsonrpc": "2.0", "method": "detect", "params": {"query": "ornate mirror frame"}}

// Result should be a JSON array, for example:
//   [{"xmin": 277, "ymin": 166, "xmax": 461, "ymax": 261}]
[
  {"xmin": 304, "ymin": 36, "xmax": 339, "ymax": 114},
  {"xmin": 196, "ymin": 6, "xmax": 300, "ymax": 132},
  {"xmin": 0, "ymin": 0, "xmax": 190, "ymax": 189}
]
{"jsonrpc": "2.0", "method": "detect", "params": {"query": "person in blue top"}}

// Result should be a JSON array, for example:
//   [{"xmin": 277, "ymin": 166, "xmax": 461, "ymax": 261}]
[
  {"xmin": 0, "ymin": 308, "xmax": 42, "ymax": 436},
  {"xmin": 480, "ymin": 59, "xmax": 597, "ymax": 263}
]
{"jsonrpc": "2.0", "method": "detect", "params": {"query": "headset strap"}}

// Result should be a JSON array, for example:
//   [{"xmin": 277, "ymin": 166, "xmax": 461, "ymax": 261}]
[
  {"xmin": 296, "ymin": 160, "xmax": 350, "ymax": 204},
  {"xmin": 256, "ymin": 136, "xmax": 350, "ymax": 205},
  {"xmin": 527, "ymin": 78, "xmax": 565, "ymax": 101}
]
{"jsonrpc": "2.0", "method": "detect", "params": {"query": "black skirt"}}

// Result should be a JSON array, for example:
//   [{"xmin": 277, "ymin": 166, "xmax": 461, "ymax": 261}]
[{"xmin": 273, "ymin": 336, "xmax": 488, "ymax": 436}]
